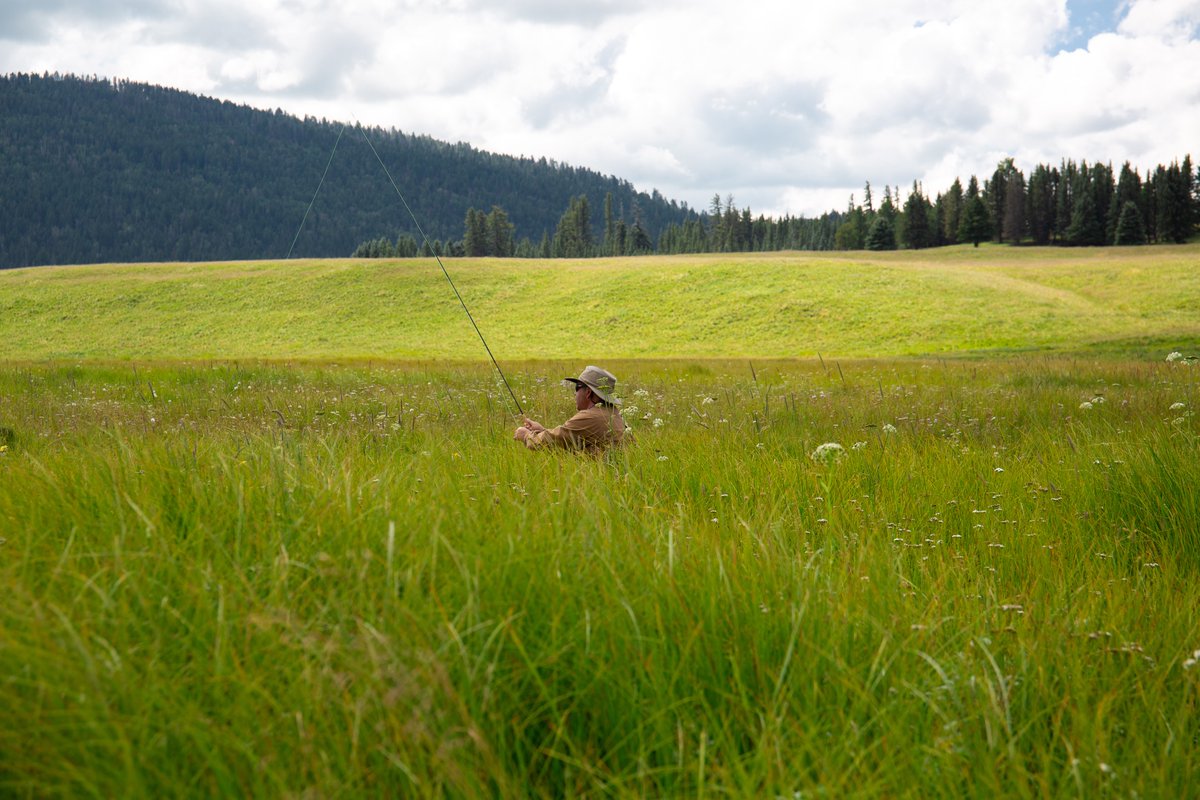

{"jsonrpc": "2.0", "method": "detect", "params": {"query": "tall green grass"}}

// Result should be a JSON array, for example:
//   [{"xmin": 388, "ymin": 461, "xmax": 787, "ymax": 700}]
[{"xmin": 2, "ymin": 357, "xmax": 1198, "ymax": 797}]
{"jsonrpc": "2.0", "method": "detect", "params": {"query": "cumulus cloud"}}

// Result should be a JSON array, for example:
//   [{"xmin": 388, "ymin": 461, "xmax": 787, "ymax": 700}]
[{"xmin": 1, "ymin": 0, "xmax": 1198, "ymax": 216}]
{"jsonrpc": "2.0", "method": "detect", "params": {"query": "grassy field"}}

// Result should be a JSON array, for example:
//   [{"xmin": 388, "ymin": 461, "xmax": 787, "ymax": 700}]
[
  {"xmin": 2, "ymin": 244, "xmax": 1200, "ymax": 360},
  {"xmin": 2, "ymin": 249, "xmax": 1200, "ymax": 797}
]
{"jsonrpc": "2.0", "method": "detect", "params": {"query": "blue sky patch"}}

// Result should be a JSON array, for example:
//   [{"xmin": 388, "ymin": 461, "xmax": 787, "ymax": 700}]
[{"xmin": 1058, "ymin": 0, "xmax": 1126, "ymax": 51}]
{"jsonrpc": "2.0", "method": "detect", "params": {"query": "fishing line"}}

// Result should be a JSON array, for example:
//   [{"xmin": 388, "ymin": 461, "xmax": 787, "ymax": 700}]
[
  {"xmin": 287, "ymin": 117, "xmax": 525, "ymax": 418},
  {"xmin": 286, "ymin": 123, "xmax": 346, "ymax": 260},
  {"xmin": 355, "ymin": 121, "xmax": 524, "ymax": 418}
]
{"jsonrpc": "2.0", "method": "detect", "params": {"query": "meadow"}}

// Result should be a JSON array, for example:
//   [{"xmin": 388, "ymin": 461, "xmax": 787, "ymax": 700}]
[
  {"xmin": 1, "ymin": 247, "xmax": 1199, "ymax": 798},
  {"xmin": 3, "ymin": 244, "xmax": 1200, "ymax": 360}
]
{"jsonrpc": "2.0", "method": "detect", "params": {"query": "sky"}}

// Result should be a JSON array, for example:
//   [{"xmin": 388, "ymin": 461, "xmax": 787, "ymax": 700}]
[{"xmin": 3, "ymin": 0, "xmax": 1199, "ymax": 217}]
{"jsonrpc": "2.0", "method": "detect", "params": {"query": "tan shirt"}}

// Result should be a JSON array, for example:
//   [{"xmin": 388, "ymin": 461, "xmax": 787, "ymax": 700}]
[{"xmin": 524, "ymin": 406, "xmax": 626, "ymax": 452}]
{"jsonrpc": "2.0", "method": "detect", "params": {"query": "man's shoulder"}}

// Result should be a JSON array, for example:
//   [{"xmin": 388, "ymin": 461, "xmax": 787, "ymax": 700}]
[{"xmin": 578, "ymin": 406, "xmax": 623, "ymax": 420}]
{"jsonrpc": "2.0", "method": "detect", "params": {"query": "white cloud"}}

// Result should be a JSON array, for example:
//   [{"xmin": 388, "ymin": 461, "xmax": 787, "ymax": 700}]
[{"xmin": 2, "ymin": 0, "xmax": 1198, "ymax": 217}]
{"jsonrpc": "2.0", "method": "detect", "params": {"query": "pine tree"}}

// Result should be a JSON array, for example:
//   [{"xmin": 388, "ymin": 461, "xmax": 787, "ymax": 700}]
[
  {"xmin": 463, "ymin": 208, "xmax": 487, "ymax": 257},
  {"xmin": 553, "ymin": 195, "xmax": 594, "ymax": 257},
  {"xmin": 1108, "ymin": 162, "xmax": 1143, "ymax": 244},
  {"xmin": 901, "ymin": 181, "xmax": 933, "ymax": 249},
  {"xmin": 1065, "ymin": 175, "xmax": 1104, "ymax": 246},
  {"xmin": 958, "ymin": 176, "xmax": 991, "ymax": 247},
  {"xmin": 1113, "ymin": 200, "xmax": 1147, "ymax": 245},
  {"xmin": 486, "ymin": 205, "xmax": 514, "ymax": 257},
  {"xmin": 835, "ymin": 195, "xmax": 866, "ymax": 250},
  {"xmin": 1002, "ymin": 169, "xmax": 1026, "ymax": 244},
  {"xmin": 940, "ymin": 178, "xmax": 963, "ymax": 245},
  {"xmin": 1026, "ymin": 164, "xmax": 1057, "ymax": 245},
  {"xmin": 865, "ymin": 216, "xmax": 896, "ymax": 250},
  {"xmin": 986, "ymin": 159, "xmax": 1013, "ymax": 242},
  {"xmin": 1055, "ymin": 159, "xmax": 1078, "ymax": 242},
  {"xmin": 603, "ymin": 192, "xmax": 617, "ymax": 255}
]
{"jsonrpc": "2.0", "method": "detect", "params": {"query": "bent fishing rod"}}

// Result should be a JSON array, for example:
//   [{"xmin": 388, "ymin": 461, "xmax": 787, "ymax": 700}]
[{"xmin": 289, "ymin": 121, "xmax": 525, "ymax": 418}]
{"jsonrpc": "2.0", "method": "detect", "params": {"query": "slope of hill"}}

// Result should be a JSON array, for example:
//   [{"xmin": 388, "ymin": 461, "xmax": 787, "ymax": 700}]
[
  {"xmin": 2, "ymin": 245, "xmax": 1198, "ymax": 361},
  {"xmin": 0, "ymin": 73, "xmax": 697, "ymax": 269}
]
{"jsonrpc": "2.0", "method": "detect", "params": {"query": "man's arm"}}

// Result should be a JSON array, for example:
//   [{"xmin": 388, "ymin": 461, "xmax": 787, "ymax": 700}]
[{"xmin": 520, "ymin": 412, "xmax": 591, "ymax": 450}]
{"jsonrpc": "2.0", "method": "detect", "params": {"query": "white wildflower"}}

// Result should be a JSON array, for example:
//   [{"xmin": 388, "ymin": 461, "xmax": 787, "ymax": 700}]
[
  {"xmin": 882, "ymin": 423, "xmax": 898, "ymax": 434},
  {"xmin": 1169, "ymin": 402, "xmax": 1186, "ymax": 411},
  {"xmin": 1091, "ymin": 396, "xmax": 1105, "ymax": 404},
  {"xmin": 1183, "ymin": 649, "xmax": 1200, "ymax": 670},
  {"xmin": 624, "ymin": 405, "xmax": 639, "ymax": 415},
  {"xmin": 634, "ymin": 388, "xmax": 650, "ymax": 396},
  {"xmin": 1079, "ymin": 401, "xmax": 1093, "ymax": 410},
  {"xmin": 994, "ymin": 467, "xmax": 1004, "ymax": 473},
  {"xmin": 1099, "ymin": 763, "xmax": 1113, "ymax": 776},
  {"xmin": 1166, "ymin": 351, "xmax": 1183, "ymax": 362},
  {"xmin": 656, "ymin": 455, "xmax": 668, "ymax": 462},
  {"xmin": 852, "ymin": 441, "xmax": 867, "ymax": 450},
  {"xmin": 652, "ymin": 418, "xmax": 664, "ymax": 428},
  {"xmin": 811, "ymin": 442, "xmax": 845, "ymax": 463}
]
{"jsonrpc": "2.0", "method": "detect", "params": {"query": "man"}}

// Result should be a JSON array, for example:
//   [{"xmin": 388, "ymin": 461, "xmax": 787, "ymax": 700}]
[{"xmin": 514, "ymin": 365, "xmax": 626, "ymax": 452}]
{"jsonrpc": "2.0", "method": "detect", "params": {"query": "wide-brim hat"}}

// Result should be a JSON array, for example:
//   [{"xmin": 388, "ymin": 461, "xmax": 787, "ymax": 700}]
[{"xmin": 564, "ymin": 365, "xmax": 620, "ymax": 405}]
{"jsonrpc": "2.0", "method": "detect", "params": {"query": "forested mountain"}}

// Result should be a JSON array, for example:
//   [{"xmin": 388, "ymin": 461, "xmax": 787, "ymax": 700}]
[{"xmin": 0, "ymin": 73, "xmax": 697, "ymax": 269}]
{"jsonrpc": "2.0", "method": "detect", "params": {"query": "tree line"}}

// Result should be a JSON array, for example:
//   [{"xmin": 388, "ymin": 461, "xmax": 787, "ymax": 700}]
[
  {"xmin": 830, "ymin": 156, "xmax": 1197, "ymax": 251},
  {"xmin": 355, "ymin": 192, "xmax": 845, "ymax": 259},
  {"xmin": 354, "ymin": 152, "xmax": 1196, "ymax": 259}
]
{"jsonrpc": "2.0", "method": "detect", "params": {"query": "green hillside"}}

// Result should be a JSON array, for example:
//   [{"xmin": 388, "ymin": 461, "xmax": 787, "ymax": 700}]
[
  {"xmin": 3, "ymin": 244, "xmax": 1199, "ymax": 361},
  {"xmin": 0, "ymin": 74, "xmax": 696, "ymax": 268}
]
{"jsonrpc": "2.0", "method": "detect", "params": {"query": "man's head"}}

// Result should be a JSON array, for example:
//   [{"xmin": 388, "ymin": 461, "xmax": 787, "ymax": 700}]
[{"xmin": 564, "ymin": 365, "xmax": 619, "ymax": 410}]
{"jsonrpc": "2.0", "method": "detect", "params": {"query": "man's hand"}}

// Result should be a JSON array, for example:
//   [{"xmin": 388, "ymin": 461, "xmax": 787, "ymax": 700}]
[
  {"xmin": 523, "ymin": 418, "xmax": 546, "ymax": 433},
  {"xmin": 514, "ymin": 426, "xmax": 530, "ymax": 442}
]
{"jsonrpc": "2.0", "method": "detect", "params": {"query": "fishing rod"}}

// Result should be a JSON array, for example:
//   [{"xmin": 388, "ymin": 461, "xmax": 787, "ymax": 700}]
[{"xmin": 289, "ymin": 120, "xmax": 525, "ymax": 418}]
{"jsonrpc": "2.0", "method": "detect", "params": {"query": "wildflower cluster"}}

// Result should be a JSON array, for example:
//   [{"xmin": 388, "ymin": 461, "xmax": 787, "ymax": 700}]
[{"xmin": 811, "ymin": 442, "xmax": 845, "ymax": 463}]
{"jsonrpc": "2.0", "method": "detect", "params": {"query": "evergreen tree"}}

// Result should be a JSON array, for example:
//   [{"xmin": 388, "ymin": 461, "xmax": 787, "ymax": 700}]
[
  {"xmin": 940, "ymin": 178, "xmax": 963, "ymax": 245},
  {"xmin": 901, "ymin": 181, "xmax": 933, "ymax": 249},
  {"xmin": 877, "ymin": 188, "xmax": 898, "ymax": 233},
  {"xmin": 486, "ymin": 206, "xmax": 514, "ymax": 257},
  {"xmin": 553, "ymin": 195, "xmax": 593, "ymax": 257},
  {"xmin": 603, "ymin": 192, "xmax": 617, "ymax": 255},
  {"xmin": 865, "ymin": 216, "xmax": 896, "ymax": 250},
  {"xmin": 1113, "ymin": 200, "xmax": 1147, "ymax": 245},
  {"xmin": 1026, "ymin": 164, "xmax": 1057, "ymax": 245},
  {"xmin": 985, "ymin": 160, "xmax": 1008, "ymax": 242},
  {"xmin": 1065, "ymin": 175, "xmax": 1104, "ymax": 246},
  {"xmin": 1090, "ymin": 162, "xmax": 1115, "ymax": 244},
  {"xmin": 708, "ymin": 194, "xmax": 724, "ymax": 250},
  {"xmin": 1055, "ymin": 159, "xmax": 1078, "ymax": 242},
  {"xmin": 395, "ymin": 234, "xmax": 419, "ymax": 257},
  {"xmin": 835, "ymin": 195, "xmax": 866, "ymax": 250},
  {"xmin": 463, "ymin": 207, "xmax": 487, "ymax": 256},
  {"xmin": 1002, "ymin": 169, "xmax": 1026, "ymax": 244},
  {"xmin": 958, "ymin": 176, "xmax": 991, "ymax": 247},
  {"xmin": 1108, "ymin": 162, "xmax": 1143, "ymax": 244}
]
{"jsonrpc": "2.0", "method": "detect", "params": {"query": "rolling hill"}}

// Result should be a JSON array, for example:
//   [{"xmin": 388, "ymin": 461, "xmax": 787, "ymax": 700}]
[{"xmin": 2, "ymin": 245, "xmax": 1198, "ymax": 361}]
